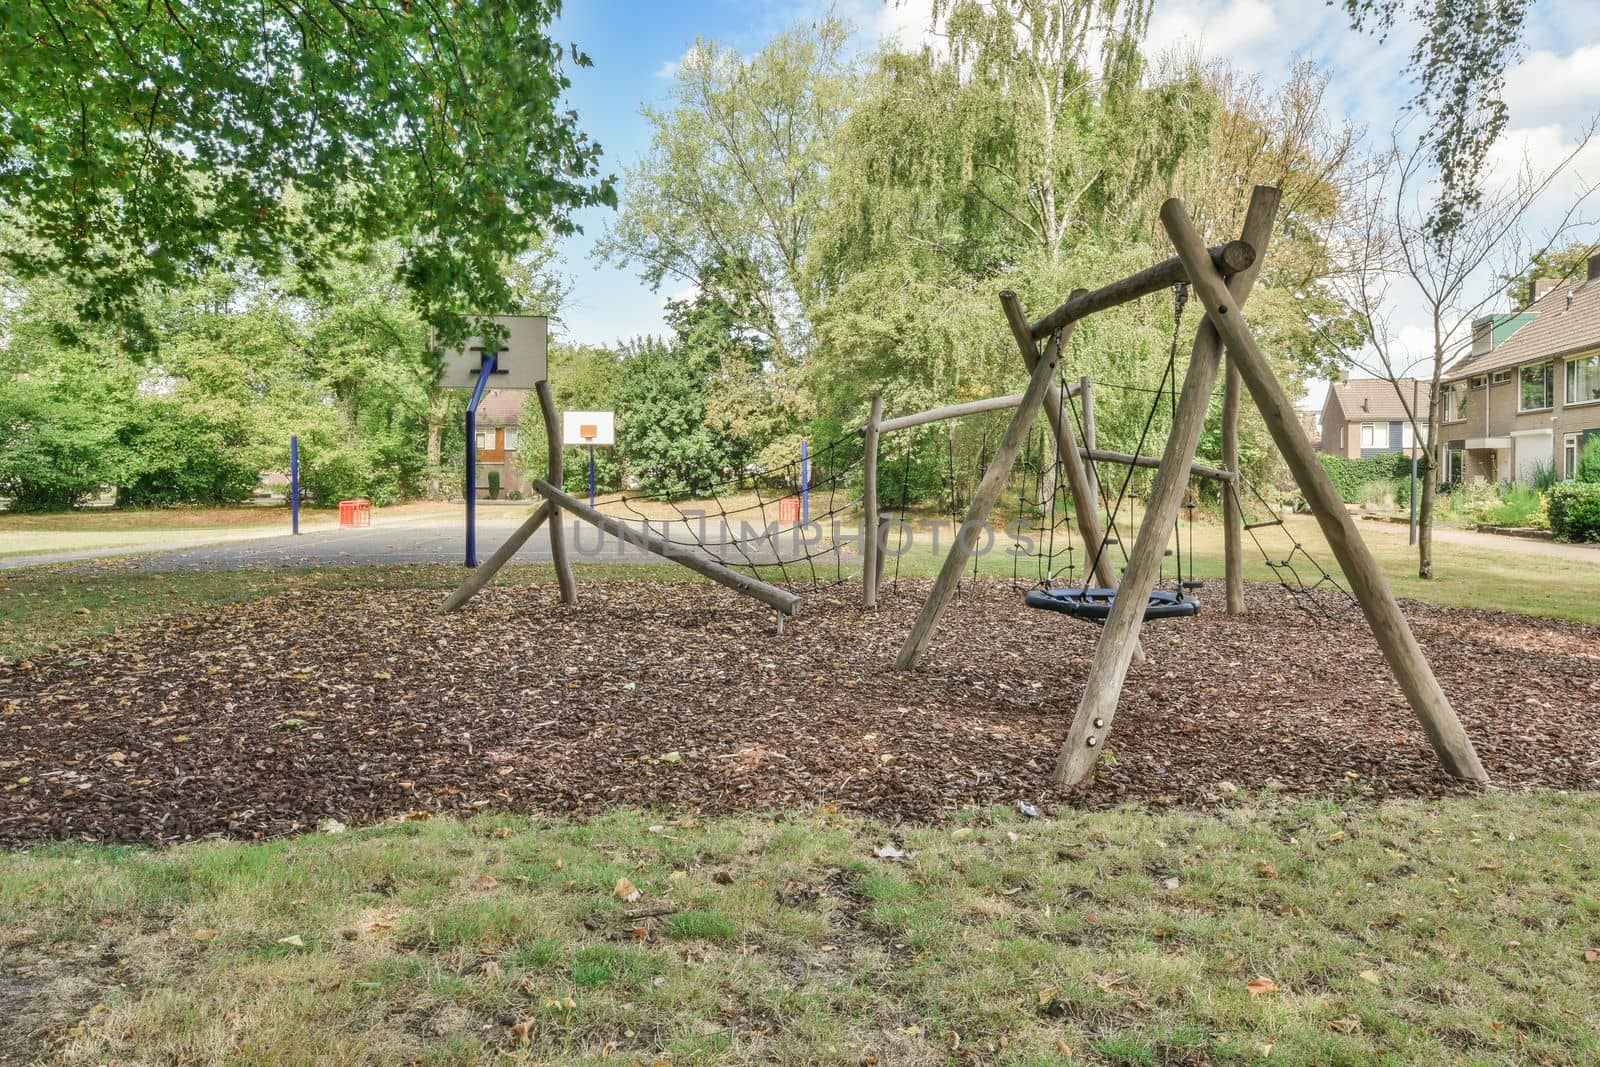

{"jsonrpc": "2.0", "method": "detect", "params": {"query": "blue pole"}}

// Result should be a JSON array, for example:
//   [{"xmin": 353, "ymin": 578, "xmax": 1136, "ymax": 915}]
[
  {"xmin": 588, "ymin": 445, "xmax": 596, "ymax": 507},
  {"xmin": 290, "ymin": 435, "xmax": 300, "ymax": 535},
  {"xmin": 800, "ymin": 436, "xmax": 810, "ymax": 525},
  {"xmin": 464, "ymin": 352, "xmax": 497, "ymax": 567}
]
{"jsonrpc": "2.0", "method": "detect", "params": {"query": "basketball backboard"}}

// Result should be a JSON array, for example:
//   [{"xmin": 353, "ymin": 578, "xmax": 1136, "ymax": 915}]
[
  {"xmin": 438, "ymin": 315, "xmax": 547, "ymax": 390},
  {"xmin": 563, "ymin": 410, "xmax": 616, "ymax": 447}
]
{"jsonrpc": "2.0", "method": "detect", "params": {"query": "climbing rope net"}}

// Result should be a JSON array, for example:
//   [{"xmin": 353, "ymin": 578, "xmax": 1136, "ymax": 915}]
[{"xmin": 603, "ymin": 433, "xmax": 867, "ymax": 592}]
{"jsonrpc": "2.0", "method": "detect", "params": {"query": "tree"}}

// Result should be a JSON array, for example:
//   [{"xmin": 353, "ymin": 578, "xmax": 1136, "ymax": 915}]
[
  {"xmin": 609, "ymin": 337, "xmax": 735, "ymax": 498},
  {"xmin": 1334, "ymin": 128, "xmax": 1598, "ymax": 578},
  {"xmin": 0, "ymin": 1, "xmax": 611, "ymax": 347},
  {"xmin": 596, "ymin": 18, "xmax": 857, "ymax": 364}
]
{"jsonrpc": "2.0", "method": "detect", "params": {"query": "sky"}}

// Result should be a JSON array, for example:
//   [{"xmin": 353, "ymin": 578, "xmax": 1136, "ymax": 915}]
[{"xmin": 547, "ymin": 0, "xmax": 1600, "ymax": 403}]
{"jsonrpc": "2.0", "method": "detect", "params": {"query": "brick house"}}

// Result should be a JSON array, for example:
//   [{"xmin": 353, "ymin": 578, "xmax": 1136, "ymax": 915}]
[
  {"xmin": 1317, "ymin": 374, "xmax": 1428, "ymax": 459},
  {"xmin": 472, "ymin": 390, "xmax": 535, "ymax": 498},
  {"xmin": 1438, "ymin": 256, "xmax": 1600, "ymax": 485}
]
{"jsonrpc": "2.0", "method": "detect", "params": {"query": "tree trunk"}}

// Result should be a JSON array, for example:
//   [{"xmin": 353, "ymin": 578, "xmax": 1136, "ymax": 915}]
[
  {"xmin": 1418, "ymin": 380, "xmax": 1441, "ymax": 580},
  {"xmin": 426, "ymin": 394, "xmax": 449, "ymax": 500}
]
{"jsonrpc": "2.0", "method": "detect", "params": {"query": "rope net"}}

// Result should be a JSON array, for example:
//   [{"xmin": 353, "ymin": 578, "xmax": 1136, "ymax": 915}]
[{"xmin": 601, "ymin": 432, "xmax": 867, "ymax": 593}]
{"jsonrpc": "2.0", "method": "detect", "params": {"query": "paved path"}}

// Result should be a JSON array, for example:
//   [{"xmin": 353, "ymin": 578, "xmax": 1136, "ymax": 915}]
[
  {"xmin": 1356, "ymin": 517, "xmax": 1600, "ymax": 563},
  {"xmin": 2, "ymin": 510, "xmax": 855, "ymax": 574}
]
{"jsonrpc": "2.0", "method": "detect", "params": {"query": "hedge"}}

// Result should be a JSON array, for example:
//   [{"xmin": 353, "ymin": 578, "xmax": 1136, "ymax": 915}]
[
  {"xmin": 1318, "ymin": 452, "xmax": 1413, "ymax": 502},
  {"xmin": 1547, "ymin": 483, "xmax": 1600, "ymax": 542}
]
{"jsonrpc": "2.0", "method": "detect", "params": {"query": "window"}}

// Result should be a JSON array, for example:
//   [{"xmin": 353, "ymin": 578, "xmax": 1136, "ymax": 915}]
[
  {"xmin": 1565, "ymin": 355, "xmax": 1600, "ymax": 405},
  {"xmin": 1493, "ymin": 369, "xmax": 1514, "ymax": 384},
  {"xmin": 1446, "ymin": 448, "xmax": 1466, "ymax": 483},
  {"xmin": 1566, "ymin": 433, "xmax": 1580, "ymax": 479},
  {"xmin": 1359, "ymin": 422, "xmax": 1386, "ymax": 448},
  {"xmin": 503, "ymin": 427, "xmax": 520, "ymax": 451},
  {"xmin": 475, "ymin": 429, "xmax": 493, "ymax": 451},
  {"xmin": 1444, "ymin": 384, "xmax": 1469, "ymax": 422},
  {"xmin": 1520, "ymin": 363, "xmax": 1554, "ymax": 411},
  {"xmin": 1470, "ymin": 375, "xmax": 1487, "ymax": 389}
]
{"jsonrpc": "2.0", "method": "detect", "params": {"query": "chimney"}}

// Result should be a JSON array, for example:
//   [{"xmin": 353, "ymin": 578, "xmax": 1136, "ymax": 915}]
[
  {"xmin": 1530, "ymin": 276, "xmax": 1558, "ymax": 305},
  {"xmin": 1589, "ymin": 253, "xmax": 1600, "ymax": 282},
  {"xmin": 1472, "ymin": 316, "xmax": 1494, "ymax": 356}
]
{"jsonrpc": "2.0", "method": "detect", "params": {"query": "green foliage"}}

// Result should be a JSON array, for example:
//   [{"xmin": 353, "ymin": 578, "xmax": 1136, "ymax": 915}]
[
  {"xmin": 1547, "ymin": 483, "xmax": 1600, "ymax": 543},
  {"xmin": 1522, "ymin": 459, "xmax": 1559, "ymax": 492},
  {"xmin": 1317, "ymin": 453, "xmax": 1412, "ymax": 502},
  {"xmin": 609, "ymin": 338, "xmax": 735, "ymax": 499},
  {"xmin": 486, "ymin": 470, "xmax": 501, "ymax": 501},
  {"xmin": 1577, "ymin": 437, "xmax": 1600, "ymax": 483},
  {"xmin": 0, "ymin": 1, "xmax": 612, "ymax": 345}
]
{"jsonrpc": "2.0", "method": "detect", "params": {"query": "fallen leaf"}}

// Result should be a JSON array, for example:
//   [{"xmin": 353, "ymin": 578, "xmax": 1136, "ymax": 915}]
[
  {"xmin": 1246, "ymin": 977, "xmax": 1278, "ymax": 997},
  {"xmin": 474, "ymin": 874, "xmax": 500, "ymax": 890},
  {"xmin": 614, "ymin": 877, "xmax": 641, "ymax": 903},
  {"xmin": 1584, "ymin": 947, "xmax": 1600, "ymax": 963},
  {"xmin": 193, "ymin": 928, "xmax": 220, "ymax": 942},
  {"xmin": 318, "ymin": 818, "xmax": 347, "ymax": 835},
  {"xmin": 873, "ymin": 844, "xmax": 907, "ymax": 861},
  {"xmin": 276, "ymin": 934, "xmax": 305, "ymax": 948},
  {"xmin": 1358, "ymin": 969, "xmax": 1381, "ymax": 986},
  {"xmin": 1328, "ymin": 1015, "xmax": 1361, "ymax": 1034}
]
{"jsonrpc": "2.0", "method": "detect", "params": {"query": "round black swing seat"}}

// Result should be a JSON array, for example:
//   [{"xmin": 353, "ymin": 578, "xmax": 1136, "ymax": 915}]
[{"xmin": 1025, "ymin": 586, "xmax": 1199, "ymax": 622}]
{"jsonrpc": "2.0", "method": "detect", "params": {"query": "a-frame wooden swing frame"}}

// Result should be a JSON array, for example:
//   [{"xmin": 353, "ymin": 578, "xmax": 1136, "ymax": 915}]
[{"xmin": 896, "ymin": 185, "xmax": 1488, "ymax": 787}]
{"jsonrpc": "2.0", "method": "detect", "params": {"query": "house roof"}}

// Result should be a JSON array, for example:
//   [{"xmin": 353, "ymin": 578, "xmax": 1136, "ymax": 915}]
[
  {"xmin": 1325, "ymin": 378, "xmax": 1429, "ymax": 422},
  {"xmin": 1444, "ymin": 277, "xmax": 1600, "ymax": 381}
]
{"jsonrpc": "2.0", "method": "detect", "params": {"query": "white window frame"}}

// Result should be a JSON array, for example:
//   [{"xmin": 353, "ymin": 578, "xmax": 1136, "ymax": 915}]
[
  {"xmin": 1564, "ymin": 355, "xmax": 1600, "ymax": 406},
  {"xmin": 1492, "ymin": 369, "xmax": 1514, "ymax": 385},
  {"xmin": 1519, "ymin": 363, "xmax": 1554, "ymax": 412},
  {"xmin": 1359, "ymin": 422, "xmax": 1387, "ymax": 449},
  {"xmin": 1446, "ymin": 448, "xmax": 1467, "ymax": 483},
  {"xmin": 1565, "ymin": 433, "xmax": 1580, "ymax": 480},
  {"xmin": 1443, "ymin": 383, "xmax": 1469, "ymax": 423},
  {"xmin": 475, "ymin": 429, "xmax": 493, "ymax": 450},
  {"xmin": 503, "ymin": 427, "xmax": 520, "ymax": 451}
]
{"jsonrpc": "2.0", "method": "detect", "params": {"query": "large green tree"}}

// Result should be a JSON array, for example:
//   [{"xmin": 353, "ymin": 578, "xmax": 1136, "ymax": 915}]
[{"xmin": 0, "ymin": 0, "xmax": 611, "ymax": 346}]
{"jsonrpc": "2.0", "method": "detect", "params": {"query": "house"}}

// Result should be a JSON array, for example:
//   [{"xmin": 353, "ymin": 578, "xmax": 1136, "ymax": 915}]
[
  {"xmin": 1316, "ymin": 374, "xmax": 1428, "ymax": 459},
  {"xmin": 1439, "ymin": 255, "xmax": 1600, "ymax": 485},
  {"xmin": 472, "ymin": 390, "xmax": 535, "ymax": 498}
]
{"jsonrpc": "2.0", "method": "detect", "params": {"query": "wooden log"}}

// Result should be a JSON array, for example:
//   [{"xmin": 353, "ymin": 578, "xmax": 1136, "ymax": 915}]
[
  {"xmin": 1080, "ymin": 375, "xmax": 1101, "ymax": 505},
  {"xmin": 436, "ymin": 500, "xmax": 553, "ymax": 614},
  {"xmin": 1001, "ymin": 292, "xmax": 1118, "ymax": 592},
  {"xmin": 862, "ymin": 394, "xmax": 883, "ymax": 610},
  {"xmin": 1158, "ymin": 194, "xmax": 1489, "ymax": 783},
  {"xmin": 894, "ymin": 337, "xmax": 1066, "ymax": 670},
  {"xmin": 873, "ymin": 514, "xmax": 890, "ymax": 598},
  {"xmin": 1080, "ymin": 448, "xmax": 1234, "ymax": 482},
  {"xmin": 1222, "ymin": 358, "xmax": 1245, "ymax": 615},
  {"xmin": 532, "ymin": 478, "xmax": 803, "ymax": 616},
  {"xmin": 1055, "ymin": 186, "xmax": 1282, "ymax": 788},
  {"xmin": 536, "ymin": 380, "xmax": 577, "ymax": 605},
  {"xmin": 1030, "ymin": 241, "xmax": 1254, "ymax": 340}
]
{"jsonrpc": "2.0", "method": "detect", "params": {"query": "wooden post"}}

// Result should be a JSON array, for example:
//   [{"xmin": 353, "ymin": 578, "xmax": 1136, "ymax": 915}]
[
  {"xmin": 1159, "ymin": 194, "xmax": 1488, "ymax": 783},
  {"xmin": 1055, "ymin": 186, "xmax": 1281, "ymax": 787},
  {"xmin": 1001, "ymin": 292, "xmax": 1117, "ymax": 592},
  {"xmin": 873, "ymin": 514, "xmax": 890, "ymax": 598},
  {"xmin": 895, "ymin": 335, "xmax": 1066, "ymax": 669},
  {"xmin": 532, "ymin": 478, "xmax": 803, "ymax": 616},
  {"xmin": 1222, "ymin": 358, "xmax": 1246, "ymax": 615},
  {"xmin": 436, "ymin": 500, "xmax": 553, "ymax": 613},
  {"xmin": 536, "ymin": 380, "xmax": 577, "ymax": 605},
  {"xmin": 1080, "ymin": 375, "xmax": 1101, "ymax": 507},
  {"xmin": 863, "ymin": 394, "xmax": 883, "ymax": 610},
  {"xmin": 1079, "ymin": 448, "xmax": 1234, "ymax": 483},
  {"xmin": 1029, "ymin": 241, "xmax": 1255, "ymax": 339}
]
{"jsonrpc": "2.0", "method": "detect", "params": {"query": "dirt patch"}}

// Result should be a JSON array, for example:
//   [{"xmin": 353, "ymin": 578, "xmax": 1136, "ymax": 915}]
[{"xmin": 3, "ymin": 579, "xmax": 1597, "ymax": 846}]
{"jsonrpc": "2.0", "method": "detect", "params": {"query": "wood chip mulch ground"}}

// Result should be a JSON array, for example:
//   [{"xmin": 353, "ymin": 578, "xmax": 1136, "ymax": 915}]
[{"xmin": 3, "ymin": 579, "xmax": 1597, "ymax": 846}]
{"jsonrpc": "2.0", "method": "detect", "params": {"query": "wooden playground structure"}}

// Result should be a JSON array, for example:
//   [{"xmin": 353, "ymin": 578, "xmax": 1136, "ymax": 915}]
[{"xmin": 440, "ymin": 185, "xmax": 1488, "ymax": 790}]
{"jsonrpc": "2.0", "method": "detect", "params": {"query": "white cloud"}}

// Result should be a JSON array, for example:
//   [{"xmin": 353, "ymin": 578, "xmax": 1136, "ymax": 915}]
[
  {"xmin": 655, "ymin": 58, "xmax": 681, "ymax": 79},
  {"xmin": 1483, "ymin": 123, "xmax": 1600, "ymax": 206},
  {"xmin": 870, "ymin": 0, "xmax": 937, "ymax": 50},
  {"xmin": 1144, "ymin": 0, "xmax": 1279, "ymax": 62},
  {"xmin": 1504, "ymin": 45, "xmax": 1600, "ymax": 120}
]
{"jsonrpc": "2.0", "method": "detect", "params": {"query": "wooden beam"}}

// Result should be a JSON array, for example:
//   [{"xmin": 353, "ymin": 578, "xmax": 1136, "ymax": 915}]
[
  {"xmin": 1159, "ymin": 194, "xmax": 1489, "ymax": 783},
  {"xmin": 436, "ymin": 500, "xmax": 553, "ymax": 614},
  {"xmin": 1055, "ymin": 186, "xmax": 1281, "ymax": 788},
  {"xmin": 532, "ymin": 478, "xmax": 803, "ymax": 617},
  {"xmin": 894, "ymin": 336, "xmax": 1066, "ymax": 670},
  {"xmin": 1029, "ymin": 241, "xmax": 1255, "ymax": 340},
  {"xmin": 1002, "ymin": 291, "xmax": 1119, "ymax": 592},
  {"xmin": 1222, "ymin": 359, "xmax": 1246, "ymax": 615},
  {"xmin": 1080, "ymin": 375, "xmax": 1101, "ymax": 506},
  {"xmin": 869, "ymin": 385, "xmax": 1087, "ymax": 436},
  {"xmin": 1080, "ymin": 447, "xmax": 1234, "ymax": 482},
  {"xmin": 862, "ymin": 394, "xmax": 883, "ymax": 610},
  {"xmin": 536, "ymin": 380, "xmax": 577, "ymax": 605}
]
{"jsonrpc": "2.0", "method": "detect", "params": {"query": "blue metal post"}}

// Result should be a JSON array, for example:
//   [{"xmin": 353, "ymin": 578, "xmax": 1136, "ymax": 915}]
[
  {"xmin": 800, "ymin": 436, "xmax": 810, "ymax": 525},
  {"xmin": 588, "ymin": 445, "xmax": 597, "ymax": 507},
  {"xmin": 290, "ymin": 435, "xmax": 300, "ymax": 535},
  {"xmin": 464, "ymin": 353, "xmax": 497, "ymax": 567}
]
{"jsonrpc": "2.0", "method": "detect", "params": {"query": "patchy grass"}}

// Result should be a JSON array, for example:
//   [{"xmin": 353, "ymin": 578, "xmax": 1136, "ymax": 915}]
[{"xmin": 3, "ymin": 797, "xmax": 1598, "ymax": 1064}]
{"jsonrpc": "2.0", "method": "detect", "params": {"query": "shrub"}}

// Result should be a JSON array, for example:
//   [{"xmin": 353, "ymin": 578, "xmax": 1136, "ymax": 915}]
[
  {"xmin": 1577, "ymin": 437, "xmax": 1600, "ymax": 483},
  {"xmin": 1318, "ymin": 453, "xmax": 1412, "ymax": 502},
  {"xmin": 1547, "ymin": 483, "xmax": 1600, "ymax": 542},
  {"xmin": 1353, "ymin": 479, "xmax": 1394, "ymax": 508},
  {"xmin": 487, "ymin": 469, "xmax": 501, "ymax": 500},
  {"xmin": 1483, "ymin": 484, "xmax": 1548, "ymax": 529},
  {"xmin": 1522, "ymin": 459, "xmax": 1559, "ymax": 492}
]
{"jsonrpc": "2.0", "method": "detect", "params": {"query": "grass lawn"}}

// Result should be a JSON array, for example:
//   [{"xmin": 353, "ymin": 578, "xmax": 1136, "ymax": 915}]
[{"xmin": 6, "ymin": 797, "xmax": 1598, "ymax": 1065}]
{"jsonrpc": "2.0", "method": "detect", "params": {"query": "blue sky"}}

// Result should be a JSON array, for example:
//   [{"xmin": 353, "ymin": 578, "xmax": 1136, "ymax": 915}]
[{"xmin": 549, "ymin": 0, "xmax": 1600, "ymax": 387}]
